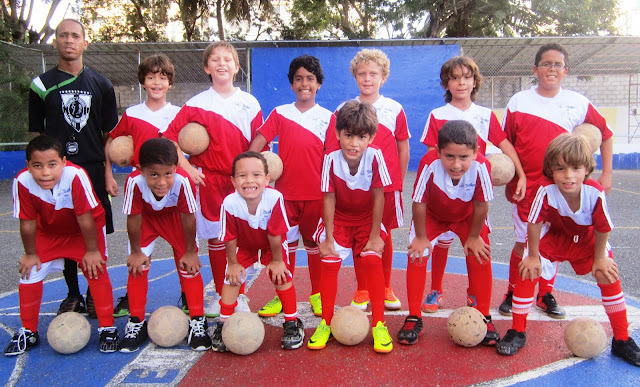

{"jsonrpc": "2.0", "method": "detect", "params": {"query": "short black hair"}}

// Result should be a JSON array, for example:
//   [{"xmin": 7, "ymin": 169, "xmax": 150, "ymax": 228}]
[
  {"xmin": 26, "ymin": 135, "xmax": 65, "ymax": 161},
  {"xmin": 535, "ymin": 43, "xmax": 569, "ymax": 67},
  {"xmin": 437, "ymin": 120, "xmax": 478, "ymax": 151},
  {"xmin": 335, "ymin": 100, "xmax": 378, "ymax": 137},
  {"xmin": 55, "ymin": 19, "xmax": 86, "ymax": 39},
  {"xmin": 138, "ymin": 138, "xmax": 178, "ymax": 168},
  {"xmin": 232, "ymin": 151, "xmax": 268, "ymax": 176},
  {"xmin": 288, "ymin": 55, "xmax": 324, "ymax": 85}
]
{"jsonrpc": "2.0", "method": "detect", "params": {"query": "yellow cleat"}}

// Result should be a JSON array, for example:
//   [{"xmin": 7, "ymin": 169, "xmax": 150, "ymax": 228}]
[
  {"xmin": 307, "ymin": 319, "xmax": 332, "ymax": 350},
  {"xmin": 372, "ymin": 321, "xmax": 393, "ymax": 353}
]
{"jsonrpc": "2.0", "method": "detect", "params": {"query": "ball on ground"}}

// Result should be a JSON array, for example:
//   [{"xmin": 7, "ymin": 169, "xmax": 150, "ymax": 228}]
[
  {"xmin": 148, "ymin": 305, "xmax": 190, "ymax": 347},
  {"xmin": 572, "ymin": 123, "xmax": 602, "ymax": 153},
  {"xmin": 331, "ymin": 306, "xmax": 370, "ymax": 346},
  {"xmin": 447, "ymin": 306, "xmax": 487, "ymax": 347},
  {"xmin": 564, "ymin": 317, "xmax": 607, "ymax": 358},
  {"xmin": 178, "ymin": 122, "xmax": 210, "ymax": 156},
  {"xmin": 222, "ymin": 312, "xmax": 265, "ymax": 355},
  {"xmin": 47, "ymin": 311, "xmax": 91, "ymax": 354},
  {"xmin": 487, "ymin": 153, "xmax": 516, "ymax": 186},
  {"xmin": 261, "ymin": 151, "xmax": 283, "ymax": 182},
  {"xmin": 108, "ymin": 136, "xmax": 134, "ymax": 168}
]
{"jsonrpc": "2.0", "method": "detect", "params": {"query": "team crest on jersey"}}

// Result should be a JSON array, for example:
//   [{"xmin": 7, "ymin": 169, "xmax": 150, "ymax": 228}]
[
  {"xmin": 259, "ymin": 208, "xmax": 272, "ymax": 229},
  {"xmin": 61, "ymin": 90, "xmax": 92, "ymax": 132}
]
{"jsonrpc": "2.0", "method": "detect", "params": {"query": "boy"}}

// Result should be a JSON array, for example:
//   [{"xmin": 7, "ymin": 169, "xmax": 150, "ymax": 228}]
[
  {"xmin": 419, "ymin": 56, "xmax": 525, "ymax": 313},
  {"xmin": 499, "ymin": 43, "xmax": 614, "ymax": 319},
  {"xmin": 163, "ymin": 41, "xmax": 263, "ymax": 317},
  {"xmin": 308, "ymin": 100, "xmax": 393, "ymax": 353},
  {"xmin": 210, "ymin": 152, "xmax": 304, "ymax": 352},
  {"xmin": 105, "ymin": 53, "xmax": 181, "ymax": 317},
  {"xmin": 496, "ymin": 134, "xmax": 640, "ymax": 367},
  {"xmin": 5, "ymin": 135, "xmax": 119, "ymax": 356},
  {"xmin": 398, "ymin": 121, "xmax": 498, "ymax": 346},
  {"xmin": 249, "ymin": 55, "xmax": 336, "ymax": 318},
  {"xmin": 120, "ymin": 138, "xmax": 211, "ymax": 352}
]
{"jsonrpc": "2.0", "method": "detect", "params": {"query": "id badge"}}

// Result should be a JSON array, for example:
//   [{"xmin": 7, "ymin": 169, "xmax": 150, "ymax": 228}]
[{"xmin": 66, "ymin": 141, "xmax": 79, "ymax": 155}]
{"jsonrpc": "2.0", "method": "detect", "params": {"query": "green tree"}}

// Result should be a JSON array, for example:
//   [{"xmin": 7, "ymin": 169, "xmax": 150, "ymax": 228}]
[
  {"xmin": 82, "ymin": 0, "xmax": 170, "ymax": 42},
  {"xmin": 0, "ymin": 0, "xmax": 67, "ymax": 43},
  {"xmin": 286, "ymin": 0, "xmax": 377, "ymax": 39}
]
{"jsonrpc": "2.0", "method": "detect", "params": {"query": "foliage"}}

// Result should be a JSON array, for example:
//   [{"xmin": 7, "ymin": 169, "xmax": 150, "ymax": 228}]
[
  {"xmin": 82, "ymin": 0, "xmax": 171, "ymax": 42},
  {"xmin": 0, "ymin": 45, "xmax": 33, "ymax": 143},
  {"xmin": 0, "ymin": 0, "xmax": 69, "ymax": 43}
]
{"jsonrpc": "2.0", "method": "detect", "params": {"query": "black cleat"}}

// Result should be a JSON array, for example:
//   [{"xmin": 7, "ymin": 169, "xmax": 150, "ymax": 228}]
[
  {"xmin": 99, "ymin": 326, "xmax": 119, "ymax": 353},
  {"xmin": 179, "ymin": 292, "xmax": 190, "ymax": 315},
  {"xmin": 211, "ymin": 322, "xmax": 227, "ymax": 352},
  {"xmin": 57, "ymin": 295, "xmax": 86, "ymax": 315},
  {"xmin": 481, "ymin": 316, "xmax": 501, "ymax": 346},
  {"xmin": 496, "ymin": 329, "xmax": 526, "ymax": 356},
  {"xmin": 499, "ymin": 291, "xmax": 513, "ymax": 317},
  {"xmin": 4, "ymin": 328, "xmax": 39, "ymax": 356},
  {"xmin": 86, "ymin": 292, "xmax": 97, "ymax": 319},
  {"xmin": 397, "ymin": 315, "xmax": 423, "ymax": 345},
  {"xmin": 188, "ymin": 316, "xmax": 212, "ymax": 351},
  {"xmin": 612, "ymin": 337, "xmax": 640, "ymax": 367},
  {"xmin": 536, "ymin": 293, "xmax": 566, "ymax": 319},
  {"xmin": 282, "ymin": 319, "xmax": 305, "ymax": 350},
  {"xmin": 119, "ymin": 317, "xmax": 148, "ymax": 353},
  {"xmin": 113, "ymin": 294, "xmax": 130, "ymax": 318}
]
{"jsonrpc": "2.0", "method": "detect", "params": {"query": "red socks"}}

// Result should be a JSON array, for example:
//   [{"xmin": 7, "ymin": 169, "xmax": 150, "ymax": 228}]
[
  {"xmin": 363, "ymin": 254, "xmax": 385, "ymax": 325},
  {"xmin": 127, "ymin": 267, "xmax": 150, "ymax": 321},
  {"xmin": 430, "ymin": 245, "xmax": 449, "ymax": 293},
  {"xmin": 382, "ymin": 234, "xmax": 394, "ymax": 288},
  {"xmin": 276, "ymin": 285, "xmax": 298, "ymax": 322},
  {"xmin": 406, "ymin": 259, "xmax": 428, "ymax": 317},
  {"xmin": 219, "ymin": 300, "xmax": 237, "ymax": 321},
  {"xmin": 511, "ymin": 277, "xmax": 537, "ymax": 332},
  {"xmin": 208, "ymin": 241, "xmax": 227, "ymax": 295},
  {"xmin": 599, "ymin": 280, "xmax": 629, "ymax": 341},
  {"xmin": 180, "ymin": 270, "xmax": 204, "ymax": 318},
  {"xmin": 288, "ymin": 242, "xmax": 298, "ymax": 276},
  {"xmin": 305, "ymin": 244, "xmax": 322, "ymax": 295},
  {"xmin": 19, "ymin": 282, "xmax": 43, "ymax": 332},
  {"xmin": 465, "ymin": 252, "xmax": 493, "ymax": 316},
  {"xmin": 320, "ymin": 257, "xmax": 341, "ymax": 325},
  {"xmin": 85, "ymin": 266, "xmax": 115, "ymax": 327},
  {"xmin": 508, "ymin": 250, "xmax": 522, "ymax": 293},
  {"xmin": 353, "ymin": 256, "xmax": 367, "ymax": 292}
]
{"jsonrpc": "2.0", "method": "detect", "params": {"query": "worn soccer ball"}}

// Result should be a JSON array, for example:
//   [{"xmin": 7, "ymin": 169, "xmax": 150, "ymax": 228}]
[
  {"xmin": 108, "ymin": 136, "xmax": 134, "ymax": 167},
  {"xmin": 331, "ymin": 306, "xmax": 370, "ymax": 346},
  {"xmin": 47, "ymin": 311, "xmax": 91, "ymax": 354},
  {"xmin": 147, "ymin": 305, "xmax": 190, "ymax": 347},
  {"xmin": 447, "ymin": 306, "xmax": 487, "ymax": 347},
  {"xmin": 572, "ymin": 123, "xmax": 602, "ymax": 153},
  {"xmin": 178, "ymin": 122, "xmax": 210, "ymax": 156},
  {"xmin": 222, "ymin": 312, "xmax": 265, "ymax": 355},
  {"xmin": 564, "ymin": 317, "xmax": 607, "ymax": 358},
  {"xmin": 487, "ymin": 153, "xmax": 516, "ymax": 186},
  {"xmin": 261, "ymin": 151, "xmax": 283, "ymax": 182}
]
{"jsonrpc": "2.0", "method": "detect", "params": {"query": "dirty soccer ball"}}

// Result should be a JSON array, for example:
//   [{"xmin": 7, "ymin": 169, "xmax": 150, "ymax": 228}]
[
  {"xmin": 47, "ymin": 312, "xmax": 91, "ymax": 354},
  {"xmin": 564, "ymin": 317, "xmax": 607, "ymax": 359},
  {"xmin": 178, "ymin": 122, "xmax": 210, "ymax": 156},
  {"xmin": 222, "ymin": 312, "xmax": 265, "ymax": 355},
  {"xmin": 447, "ymin": 306, "xmax": 487, "ymax": 347},
  {"xmin": 331, "ymin": 306, "xmax": 370, "ymax": 346},
  {"xmin": 148, "ymin": 306, "xmax": 190, "ymax": 348}
]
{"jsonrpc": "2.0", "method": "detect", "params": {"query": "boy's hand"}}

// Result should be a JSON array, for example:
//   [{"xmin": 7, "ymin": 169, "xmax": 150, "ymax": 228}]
[
  {"xmin": 127, "ymin": 251, "xmax": 150, "ymax": 279},
  {"xmin": 266, "ymin": 260, "xmax": 290, "ymax": 286},
  {"xmin": 319, "ymin": 239, "xmax": 339, "ymax": 258},
  {"xmin": 83, "ymin": 250, "xmax": 106, "ymax": 280},
  {"xmin": 226, "ymin": 263, "xmax": 246, "ymax": 286},
  {"xmin": 18, "ymin": 253, "xmax": 41, "ymax": 280},
  {"xmin": 513, "ymin": 176, "xmax": 526, "ymax": 202},
  {"xmin": 186, "ymin": 165, "xmax": 206, "ymax": 186},
  {"xmin": 408, "ymin": 236, "xmax": 432, "ymax": 264},
  {"xmin": 592, "ymin": 256, "xmax": 619, "ymax": 283},
  {"xmin": 363, "ymin": 235, "xmax": 385, "ymax": 256},
  {"xmin": 518, "ymin": 255, "xmax": 542, "ymax": 281},
  {"xmin": 179, "ymin": 252, "xmax": 202, "ymax": 275},
  {"xmin": 105, "ymin": 176, "xmax": 119, "ymax": 197},
  {"xmin": 463, "ymin": 235, "xmax": 491, "ymax": 264}
]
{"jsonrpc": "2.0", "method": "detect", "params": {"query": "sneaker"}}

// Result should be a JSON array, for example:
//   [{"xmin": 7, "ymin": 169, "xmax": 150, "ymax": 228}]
[
  {"xmin": 350, "ymin": 290, "xmax": 370, "ymax": 310},
  {"xmin": 384, "ymin": 287, "xmax": 401, "ymax": 310},
  {"xmin": 481, "ymin": 316, "xmax": 500, "ymax": 346},
  {"xmin": 466, "ymin": 294, "xmax": 477, "ymax": 307},
  {"xmin": 612, "ymin": 337, "xmax": 640, "ymax": 366},
  {"xmin": 3, "ymin": 328, "xmax": 39, "ymax": 356},
  {"xmin": 188, "ymin": 316, "xmax": 212, "ymax": 351},
  {"xmin": 496, "ymin": 329, "xmax": 526, "ymax": 356},
  {"xmin": 499, "ymin": 291, "xmax": 513, "ymax": 316},
  {"xmin": 282, "ymin": 319, "xmax": 305, "ymax": 350},
  {"xmin": 98, "ymin": 326, "xmax": 119, "ymax": 353},
  {"xmin": 210, "ymin": 322, "xmax": 227, "ymax": 352},
  {"xmin": 235, "ymin": 294, "xmax": 251, "ymax": 313},
  {"xmin": 119, "ymin": 317, "xmax": 148, "ymax": 353},
  {"xmin": 258, "ymin": 296, "xmax": 282, "ymax": 317},
  {"xmin": 86, "ymin": 292, "xmax": 97, "ymax": 319},
  {"xmin": 536, "ymin": 293, "xmax": 566, "ymax": 319},
  {"xmin": 372, "ymin": 321, "xmax": 393, "ymax": 353},
  {"xmin": 309, "ymin": 293, "xmax": 322, "ymax": 317},
  {"xmin": 113, "ymin": 294, "xmax": 130, "ymax": 318},
  {"xmin": 397, "ymin": 315, "xmax": 423, "ymax": 345},
  {"xmin": 421, "ymin": 290, "xmax": 442, "ymax": 313},
  {"xmin": 204, "ymin": 293, "xmax": 221, "ymax": 318},
  {"xmin": 57, "ymin": 294, "xmax": 86, "ymax": 315},
  {"xmin": 308, "ymin": 319, "xmax": 332, "ymax": 350},
  {"xmin": 179, "ymin": 292, "xmax": 189, "ymax": 315}
]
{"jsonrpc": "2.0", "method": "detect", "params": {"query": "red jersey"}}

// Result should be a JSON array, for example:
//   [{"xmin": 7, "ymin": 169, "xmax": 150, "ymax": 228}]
[
  {"xmin": 13, "ymin": 162, "xmax": 105, "ymax": 235},
  {"xmin": 122, "ymin": 167, "xmax": 197, "ymax": 217},
  {"xmin": 258, "ymin": 103, "xmax": 336, "ymax": 201},
  {"xmin": 109, "ymin": 102, "xmax": 181, "ymax": 167},
  {"xmin": 321, "ymin": 147, "xmax": 392, "ymax": 226},
  {"xmin": 421, "ymin": 103, "xmax": 506, "ymax": 155},
  {"xmin": 412, "ymin": 150, "xmax": 493, "ymax": 223},
  {"xmin": 163, "ymin": 87, "xmax": 263, "ymax": 175}
]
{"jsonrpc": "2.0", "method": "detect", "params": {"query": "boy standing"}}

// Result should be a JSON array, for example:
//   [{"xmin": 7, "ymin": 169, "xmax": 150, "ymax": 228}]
[{"xmin": 5, "ymin": 135, "xmax": 119, "ymax": 356}]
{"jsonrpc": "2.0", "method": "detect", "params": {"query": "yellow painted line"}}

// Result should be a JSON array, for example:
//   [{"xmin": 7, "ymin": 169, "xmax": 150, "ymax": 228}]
[
  {"xmin": 612, "ymin": 187, "xmax": 640, "ymax": 195},
  {"xmin": 0, "ymin": 211, "xmax": 12, "ymax": 217}
]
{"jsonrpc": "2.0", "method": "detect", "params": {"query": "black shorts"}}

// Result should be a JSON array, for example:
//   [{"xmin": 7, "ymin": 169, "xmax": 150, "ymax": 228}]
[{"xmin": 80, "ymin": 161, "xmax": 114, "ymax": 234}]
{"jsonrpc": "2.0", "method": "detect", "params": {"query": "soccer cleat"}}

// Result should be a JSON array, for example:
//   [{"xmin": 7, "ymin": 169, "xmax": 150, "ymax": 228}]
[
  {"xmin": 421, "ymin": 290, "xmax": 442, "ymax": 313},
  {"xmin": 397, "ymin": 315, "xmax": 423, "ymax": 345},
  {"xmin": 4, "ymin": 327, "xmax": 39, "ymax": 356},
  {"xmin": 234, "ymin": 294, "xmax": 251, "ymax": 313},
  {"xmin": 188, "ymin": 316, "xmax": 212, "ymax": 351},
  {"xmin": 496, "ymin": 329, "xmax": 526, "ymax": 356},
  {"xmin": 350, "ymin": 290, "xmax": 370, "ymax": 310},
  {"xmin": 499, "ymin": 291, "xmax": 513, "ymax": 316},
  {"xmin": 612, "ymin": 337, "xmax": 640, "ymax": 366},
  {"xmin": 119, "ymin": 317, "xmax": 148, "ymax": 353},
  {"xmin": 57, "ymin": 294, "xmax": 86, "ymax": 315},
  {"xmin": 113, "ymin": 294, "xmax": 130, "ymax": 318},
  {"xmin": 481, "ymin": 316, "xmax": 500, "ymax": 346},
  {"xmin": 204, "ymin": 293, "xmax": 221, "ymax": 318},
  {"xmin": 281, "ymin": 319, "xmax": 305, "ymax": 350},
  {"xmin": 258, "ymin": 296, "xmax": 282, "ymax": 317},
  {"xmin": 210, "ymin": 322, "xmax": 227, "ymax": 352},
  {"xmin": 466, "ymin": 294, "xmax": 477, "ymax": 307},
  {"xmin": 179, "ymin": 292, "xmax": 189, "ymax": 315},
  {"xmin": 86, "ymin": 292, "xmax": 97, "ymax": 319},
  {"xmin": 384, "ymin": 287, "xmax": 402, "ymax": 310},
  {"xmin": 536, "ymin": 293, "xmax": 566, "ymax": 319},
  {"xmin": 98, "ymin": 326, "xmax": 120, "ymax": 353},
  {"xmin": 372, "ymin": 321, "xmax": 393, "ymax": 353},
  {"xmin": 307, "ymin": 319, "xmax": 332, "ymax": 350},
  {"xmin": 309, "ymin": 293, "xmax": 322, "ymax": 317}
]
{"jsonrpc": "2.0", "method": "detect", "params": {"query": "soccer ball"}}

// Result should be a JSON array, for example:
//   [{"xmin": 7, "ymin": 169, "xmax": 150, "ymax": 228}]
[
  {"xmin": 447, "ymin": 306, "xmax": 487, "ymax": 347},
  {"xmin": 572, "ymin": 123, "xmax": 602, "ymax": 153},
  {"xmin": 47, "ymin": 312, "xmax": 91, "ymax": 354},
  {"xmin": 178, "ymin": 122, "xmax": 210, "ymax": 156},
  {"xmin": 222, "ymin": 312, "xmax": 265, "ymax": 355},
  {"xmin": 147, "ymin": 306, "xmax": 190, "ymax": 347},
  {"xmin": 564, "ymin": 317, "xmax": 607, "ymax": 358},
  {"xmin": 487, "ymin": 153, "xmax": 515, "ymax": 186},
  {"xmin": 261, "ymin": 151, "xmax": 283, "ymax": 182},
  {"xmin": 331, "ymin": 306, "xmax": 370, "ymax": 346},
  {"xmin": 108, "ymin": 136, "xmax": 134, "ymax": 167}
]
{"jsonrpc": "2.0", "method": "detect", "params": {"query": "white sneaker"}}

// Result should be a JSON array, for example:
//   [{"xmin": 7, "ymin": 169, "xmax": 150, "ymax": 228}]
[
  {"xmin": 204, "ymin": 293, "xmax": 221, "ymax": 317},
  {"xmin": 235, "ymin": 294, "xmax": 251, "ymax": 313}
]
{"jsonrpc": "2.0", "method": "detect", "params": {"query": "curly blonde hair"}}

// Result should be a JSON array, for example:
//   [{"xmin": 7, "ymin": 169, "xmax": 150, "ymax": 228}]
[{"xmin": 349, "ymin": 49, "xmax": 390, "ymax": 80}]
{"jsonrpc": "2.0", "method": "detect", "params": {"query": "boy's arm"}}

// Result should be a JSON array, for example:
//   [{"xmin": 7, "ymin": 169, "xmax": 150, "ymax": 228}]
[
  {"xmin": 397, "ymin": 139, "xmax": 410, "ymax": 184},
  {"xmin": 319, "ymin": 192, "xmax": 339, "ymax": 258},
  {"xmin": 248, "ymin": 133, "xmax": 269, "ymax": 152},
  {"xmin": 591, "ymin": 230, "xmax": 618, "ymax": 283},
  {"xmin": 224, "ymin": 239, "xmax": 246, "ymax": 286},
  {"xmin": 598, "ymin": 137, "xmax": 613, "ymax": 194},
  {"xmin": 463, "ymin": 200, "xmax": 491, "ymax": 263},
  {"xmin": 266, "ymin": 233, "xmax": 289, "ymax": 286},
  {"xmin": 170, "ymin": 140, "xmax": 206, "ymax": 186},
  {"xmin": 520, "ymin": 221, "xmax": 543, "ymax": 281},
  {"xmin": 18, "ymin": 219, "xmax": 40, "ymax": 280},
  {"xmin": 77, "ymin": 211, "xmax": 106, "ymax": 280},
  {"xmin": 363, "ymin": 186, "xmax": 385, "ymax": 255},
  {"xmin": 178, "ymin": 212, "xmax": 201, "ymax": 274},
  {"xmin": 126, "ymin": 213, "xmax": 149, "ymax": 278},
  {"xmin": 497, "ymin": 138, "xmax": 526, "ymax": 201},
  {"xmin": 104, "ymin": 136, "xmax": 118, "ymax": 197},
  {"xmin": 407, "ymin": 201, "xmax": 432, "ymax": 263}
]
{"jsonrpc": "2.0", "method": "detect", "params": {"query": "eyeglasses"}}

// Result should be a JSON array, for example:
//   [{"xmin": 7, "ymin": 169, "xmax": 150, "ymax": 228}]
[{"xmin": 538, "ymin": 62, "xmax": 566, "ymax": 70}]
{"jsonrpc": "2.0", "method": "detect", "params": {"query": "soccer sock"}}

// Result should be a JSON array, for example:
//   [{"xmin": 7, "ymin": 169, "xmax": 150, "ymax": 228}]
[
  {"xmin": 382, "ymin": 234, "xmax": 394, "ymax": 288},
  {"xmin": 512, "ymin": 277, "xmax": 538, "ymax": 332},
  {"xmin": 363, "ymin": 254, "xmax": 385, "ymax": 325},
  {"xmin": 538, "ymin": 274, "xmax": 556, "ymax": 300},
  {"xmin": 406, "ymin": 259, "xmax": 428, "ymax": 317},
  {"xmin": 288, "ymin": 242, "xmax": 298, "ymax": 276},
  {"xmin": 320, "ymin": 257, "xmax": 341, "ymax": 325},
  {"xmin": 219, "ymin": 301, "xmax": 237, "ymax": 322},
  {"xmin": 85, "ymin": 266, "xmax": 115, "ymax": 327},
  {"xmin": 599, "ymin": 280, "xmax": 629, "ymax": 341},
  {"xmin": 180, "ymin": 270, "xmax": 204, "ymax": 318},
  {"xmin": 430, "ymin": 245, "xmax": 449, "ymax": 293},
  {"xmin": 305, "ymin": 243, "xmax": 322, "ymax": 295},
  {"xmin": 19, "ymin": 282, "xmax": 43, "ymax": 332},
  {"xmin": 353, "ymin": 255, "xmax": 368, "ymax": 292},
  {"xmin": 208, "ymin": 241, "xmax": 227, "ymax": 295},
  {"xmin": 466, "ymin": 252, "xmax": 493, "ymax": 316},
  {"xmin": 277, "ymin": 285, "xmax": 298, "ymax": 322},
  {"xmin": 508, "ymin": 250, "xmax": 522, "ymax": 293},
  {"xmin": 127, "ymin": 267, "xmax": 149, "ymax": 321},
  {"xmin": 63, "ymin": 258, "xmax": 81, "ymax": 297}
]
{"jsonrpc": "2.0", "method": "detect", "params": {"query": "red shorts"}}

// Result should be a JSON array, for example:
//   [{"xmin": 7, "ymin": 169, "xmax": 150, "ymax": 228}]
[
  {"xmin": 423, "ymin": 216, "xmax": 491, "ymax": 248},
  {"xmin": 196, "ymin": 168, "xmax": 234, "ymax": 223},
  {"xmin": 235, "ymin": 243, "xmax": 293, "ymax": 283},
  {"xmin": 36, "ymin": 228, "xmax": 108, "ymax": 264},
  {"xmin": 314, "ymin": 221, "xmax": 388, "ymax": 259},
  {"xmin": 139, "ymin": 213, "xmax": 197, "ymax": 259},
  {"xmin": 284, "ymin": 199, "xmax": 323, "ymax": 243},
  {"xmin": 382, "ymin": 190, "xmax": 403, "ymax": 230},
  {"xmin": 539, "ymin": 230, "xmax": 611, "ymax": 276}
]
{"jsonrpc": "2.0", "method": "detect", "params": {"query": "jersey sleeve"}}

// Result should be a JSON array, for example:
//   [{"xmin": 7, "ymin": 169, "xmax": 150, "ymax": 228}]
[
  {"xmin": 592, "ymin": 192, "xmax": 614, "ymax": 233},
  {"xmin": 395, "ymin": 108, "xmax": 410, "ymax": 141},
  {"xmin": 412, "ymin": 155, "xmax": 431, "ymax": 203},
  {"xmin": 502, "ymin": 101, "xmax": 517, "ymax": 145},
  {"xmin": 584, "ymin": 104, "xmax": 614, "ymax": 142},
  {"xmin": 257, "ymin": 109, "xmax": 279, "ymax": 142},
  {"xmin": 528, "ymin": 186, "xmax": 549, "ymax": 224},
  {"xmin": 320, "ymin": 154, "xmax": 335, "ymax": 193},
  {"xmin": 267, "ymin": 196, "xmax": 290, "ymax": 237},
  {"xmin": 101, "ymin": 81, "xmax": 119, "ymax": 133},
  {"xmin": 13, "ymin": 178, "xmax": 37, "ymax": 220},
  {"xmin": 324, "ymin": 121, "xmax": 339, "ymax": 153},
  {"xmin": 219, "ymin": 203, "xmax": 238, "ymax": 242},
  {"xmin": 250, "ymin": 109, "xmax": 264, "ymax": 141},
  {"xmin": 177, "ymin": 177, "xmax": 198, "ymax": 214},
  {"xmin": 472, "ymin": 156, "xmax": 494, "ymax": 202},
  {"xmin": 71, "ymin": 171, "xmax": 100, "ymax": 216},
  {"xmin": 372, "ymin": 149, "xmax": 392, "ymax": 189},
  {"xmin": 122, "ymin": 174, "xmax": 143, "ymax": 216},
  {"xmin": 28, "ymin": 86, "xmax": 45, "ymax": 134},
  {"xmin": 487, "ymin": 112, "xmax": 507, "ymax": 146},
  {"xmin": 163, "ymin": 106, "xmax": 195, "ymax": 142},
  {"xmin": 109, "ymin": 112, "xmax": 131, "ymax": 138},
  {"xmin": 421, "ymin": 112, "xmax": 440, "ymax": 147}
]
